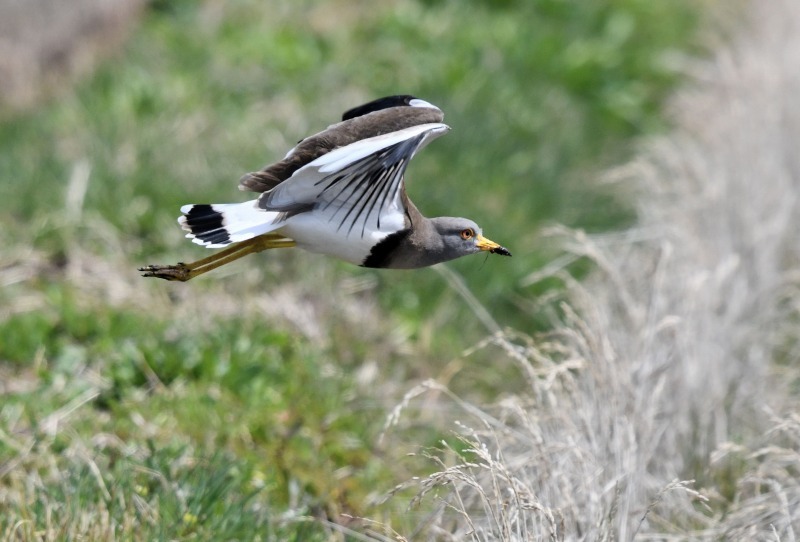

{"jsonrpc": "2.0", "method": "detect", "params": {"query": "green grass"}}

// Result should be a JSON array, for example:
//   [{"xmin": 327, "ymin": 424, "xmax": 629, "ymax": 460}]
[{"xmin": 0, "ymin": 0, "xmax": 702, "ymax": 538}]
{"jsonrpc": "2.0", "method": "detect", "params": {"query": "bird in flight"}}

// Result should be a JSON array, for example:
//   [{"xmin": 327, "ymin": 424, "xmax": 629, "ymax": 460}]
[{"xmin": 140, "ymin": 95, "xmax": 510, "ymax": 281}]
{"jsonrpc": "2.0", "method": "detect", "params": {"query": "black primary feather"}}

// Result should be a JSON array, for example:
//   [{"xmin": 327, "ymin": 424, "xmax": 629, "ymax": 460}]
[{"xmin": 341, "ymin": 95, "xmax": 418, "ymax": 121}]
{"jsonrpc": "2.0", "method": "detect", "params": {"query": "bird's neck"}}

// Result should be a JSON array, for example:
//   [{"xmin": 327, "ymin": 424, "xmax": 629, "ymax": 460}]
[{"xmin": 404, "ymin": 199, "xmax": 444, "ymax": 252}]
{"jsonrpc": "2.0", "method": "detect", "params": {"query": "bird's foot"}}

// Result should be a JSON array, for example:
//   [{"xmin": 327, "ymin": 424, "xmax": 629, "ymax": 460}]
[
  {"xmin": 138, "ymin": 236, "xmax": 296, "ymax": 282},
  {"xmin": 138, "ymin": 263, "xmax": 193, "ymax": 282}
]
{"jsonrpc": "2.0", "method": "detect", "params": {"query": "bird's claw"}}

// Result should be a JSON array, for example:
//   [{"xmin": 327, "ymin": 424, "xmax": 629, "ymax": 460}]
[{"xmin": 138, "ymin": 263, "xmax": 192, "ymax": 281}]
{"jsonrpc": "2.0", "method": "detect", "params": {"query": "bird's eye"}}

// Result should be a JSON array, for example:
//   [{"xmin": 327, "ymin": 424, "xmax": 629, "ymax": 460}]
[{"xmin": 460, "ymin": 228, "xmax": 474, "ymax": 240}]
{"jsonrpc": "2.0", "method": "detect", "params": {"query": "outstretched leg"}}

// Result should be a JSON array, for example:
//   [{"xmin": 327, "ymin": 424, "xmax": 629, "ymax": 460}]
[{"xmin": 139, "ymin": 234, "xmax": 296, "ymax": 281}]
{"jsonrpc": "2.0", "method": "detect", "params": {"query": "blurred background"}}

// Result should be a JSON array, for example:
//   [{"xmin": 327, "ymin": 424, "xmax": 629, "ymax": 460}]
[{"xmin": 0, "ymin": 0, "xmax": 706, "ymax": 538}]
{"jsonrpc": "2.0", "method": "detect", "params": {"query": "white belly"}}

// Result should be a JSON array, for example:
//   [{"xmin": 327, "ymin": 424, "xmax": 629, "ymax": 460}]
[{"xmin": 278, "ymin": 213, "xmax": 394, "ymax": 265}]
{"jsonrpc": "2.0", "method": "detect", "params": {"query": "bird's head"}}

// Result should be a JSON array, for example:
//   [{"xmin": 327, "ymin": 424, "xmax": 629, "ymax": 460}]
[{"xmin": 431, "ymin": 217, "xmax": 511, "ymax": 262}]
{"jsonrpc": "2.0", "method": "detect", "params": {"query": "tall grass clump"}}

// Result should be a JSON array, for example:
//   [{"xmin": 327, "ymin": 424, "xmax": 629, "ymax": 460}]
[{"xmin": 387, "ymin": 1, "xmax": 800, "ymax": 539}]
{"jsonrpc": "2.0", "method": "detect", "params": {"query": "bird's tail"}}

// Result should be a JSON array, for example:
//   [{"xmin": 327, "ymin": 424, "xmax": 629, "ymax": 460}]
[{"xmin": 178, "ymin": 200, "xmax": 283, "ymax": 248}]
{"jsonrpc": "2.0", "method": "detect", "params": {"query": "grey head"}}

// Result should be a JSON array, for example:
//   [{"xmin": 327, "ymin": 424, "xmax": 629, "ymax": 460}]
[
  {"xmin": 365, "ymin": 216, "xmax": 511, "ymax": 269},
  {"xmin": 429, "ymin": 217, "xmax": 512, "ymax": 264}
]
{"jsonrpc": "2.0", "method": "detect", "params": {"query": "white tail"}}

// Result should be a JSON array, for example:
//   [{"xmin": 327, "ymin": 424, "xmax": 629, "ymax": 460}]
[{"xmin": 178, "ymin": 200, "xmax": 282, "ymax": 248}]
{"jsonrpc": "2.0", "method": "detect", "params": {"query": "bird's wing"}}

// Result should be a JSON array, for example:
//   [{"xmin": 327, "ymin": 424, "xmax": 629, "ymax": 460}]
[
  {"xmin": 239, "ymin": 105, "xmax": 445, "ymax": 193},
  {"xmin": 258, "ymin": 123, "xmax": 449, "ymax": 238}
]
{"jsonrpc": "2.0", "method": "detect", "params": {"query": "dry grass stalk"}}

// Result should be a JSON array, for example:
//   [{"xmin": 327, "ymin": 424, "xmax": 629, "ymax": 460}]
[{"xmin": 389, "ymin": 1, "xmax": 800, "ymax": 539}]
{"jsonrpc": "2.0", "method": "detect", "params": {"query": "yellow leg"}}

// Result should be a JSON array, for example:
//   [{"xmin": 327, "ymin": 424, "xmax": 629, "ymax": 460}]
[{"xmin": 139, "ymin": 234, "xmax": 296, "ymax": 282}]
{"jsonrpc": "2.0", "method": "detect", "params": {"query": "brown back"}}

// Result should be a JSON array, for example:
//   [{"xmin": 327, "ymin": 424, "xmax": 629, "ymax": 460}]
[{"xmin": 238, "ymin": 106, "xmax": 445, "ymax": 193}]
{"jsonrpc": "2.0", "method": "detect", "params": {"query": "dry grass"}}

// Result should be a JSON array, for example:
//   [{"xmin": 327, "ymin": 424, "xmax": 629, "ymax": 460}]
[{"xmin": 384, "ymin": 1, "xmax": 800, "ymax": 539}]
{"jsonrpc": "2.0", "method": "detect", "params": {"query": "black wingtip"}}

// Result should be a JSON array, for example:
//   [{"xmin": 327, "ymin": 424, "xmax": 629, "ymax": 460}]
[{"xmin": 342, "ymin": 95, "xmax": 419, "ymax": 121}]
